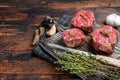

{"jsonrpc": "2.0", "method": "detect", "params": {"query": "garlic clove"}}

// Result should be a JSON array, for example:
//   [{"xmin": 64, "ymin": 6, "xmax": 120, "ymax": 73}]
[
  {"xmin": 114, "ymin": 17, "xmax": 120, "ymax": 26},
  {"xmin": 47, "ymin": 24, "xmax": 56, "ymax": 36},
  {"xmin": 39, "ymin": 27, "xmax": 45, "ymax": 36}
]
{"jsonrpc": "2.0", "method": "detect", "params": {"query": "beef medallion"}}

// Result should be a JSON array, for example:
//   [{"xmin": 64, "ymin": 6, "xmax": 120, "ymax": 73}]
[
  {"xmin": 72, "ymin": 10, "xmax": 95, "ymax": 32},
  {"xmin": 91, "ymin": 25, "xmax": 119, "ymax": 54},
  {"xmin": 62, "ymin": 28, "xmax": 85, "ymax": 47}
]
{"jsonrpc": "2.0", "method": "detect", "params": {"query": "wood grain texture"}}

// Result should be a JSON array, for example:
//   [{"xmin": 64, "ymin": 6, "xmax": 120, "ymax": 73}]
[{"xmin": 0, "ymin": 0, "xmax": 120, "ymax": 80}]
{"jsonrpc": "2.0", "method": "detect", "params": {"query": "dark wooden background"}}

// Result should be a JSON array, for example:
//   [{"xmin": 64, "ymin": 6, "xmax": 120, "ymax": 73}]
[{"xmin": 0, "ymin": 0, "xmax": 120, "ymax": 80}]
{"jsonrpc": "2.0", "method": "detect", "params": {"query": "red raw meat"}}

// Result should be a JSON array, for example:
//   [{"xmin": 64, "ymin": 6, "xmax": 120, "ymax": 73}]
[
  {"xmin": 91, "ymin": 25, "xmax": 119, "ymax": 54},
  {"xmin": 62, "ymin": 28, "xmax": 85, "ymax": 47},
  {"xmin": 72, "ymin": 10, "xmax": 95, "ymax": 32}
]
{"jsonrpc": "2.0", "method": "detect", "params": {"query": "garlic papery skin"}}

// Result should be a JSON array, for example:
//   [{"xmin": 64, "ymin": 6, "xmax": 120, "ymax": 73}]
[{"xmin": 106, "ymin": 14, "xmax": 120, "ymax": 27}]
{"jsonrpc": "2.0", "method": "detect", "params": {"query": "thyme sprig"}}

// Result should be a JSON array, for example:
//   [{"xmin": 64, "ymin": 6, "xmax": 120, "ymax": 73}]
[
  {"xmin": 80, "ymin": 13, "xmax": 88, "ymax": 22},
  {"xmin": 100, "ymin": 29, "xmax": 109, "ymax": 37},
  {"xmin": 69, "ymin": 31, "xmax": 74, "ymax": 36},
  {"xmin": 54, "ymin": 50, "xmax": 120, "ymax": 80}
]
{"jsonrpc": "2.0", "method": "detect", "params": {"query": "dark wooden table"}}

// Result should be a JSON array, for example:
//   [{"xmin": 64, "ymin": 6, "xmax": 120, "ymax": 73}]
[{"xmin": 0, "ymin": 0, "xmax": 120, "ymax": 80}]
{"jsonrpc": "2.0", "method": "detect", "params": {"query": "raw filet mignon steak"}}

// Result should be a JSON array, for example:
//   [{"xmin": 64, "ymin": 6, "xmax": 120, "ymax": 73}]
[
  {"xmin": 91, "ymin": 25, "xmax": 119, "ymax": 54},
  {"xmin": 72, "ymin": 10, "xmax": 95, "ymax": 32},
  {"xmin": 62, "ymin": 28, "xmax": 85, "ymax": 47}
]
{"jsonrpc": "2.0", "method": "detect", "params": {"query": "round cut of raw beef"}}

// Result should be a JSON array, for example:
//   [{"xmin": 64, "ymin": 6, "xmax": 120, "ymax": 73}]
[
  {"xmin": 91, "ymin": 25, "xmax": 119, "ymax": 54},
  {"xmin": 62, "ymin": 28, "xmax": 85, "ymax": 47},
  {"xmin": 72, "ymin": 10, "xmax": 95, "ymax": 32}
]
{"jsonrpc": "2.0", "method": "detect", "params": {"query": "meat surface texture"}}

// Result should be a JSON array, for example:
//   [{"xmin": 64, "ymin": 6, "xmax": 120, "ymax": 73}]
[
  {"xmin": 91, "ymin": 25, "xmax": 119, "ymax": 54},
  {"xmin": 62, "ymin": 28, "xmax": 85, "ymax": 47},
  {"xmin": 72, "ymin": 10, "xmax": 95, "ymax": 32}
]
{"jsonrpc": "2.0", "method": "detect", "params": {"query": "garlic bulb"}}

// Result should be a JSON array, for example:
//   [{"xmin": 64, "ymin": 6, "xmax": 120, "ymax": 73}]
[{"xmin": 106, "ymin": 14, "xmax": 120, "ymax": 27}]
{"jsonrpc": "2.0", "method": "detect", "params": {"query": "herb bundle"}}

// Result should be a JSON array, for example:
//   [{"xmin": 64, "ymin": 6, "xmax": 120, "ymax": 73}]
[{"xmin": 54, "ymin": 50, "xmax": 120, "ymax": 80}]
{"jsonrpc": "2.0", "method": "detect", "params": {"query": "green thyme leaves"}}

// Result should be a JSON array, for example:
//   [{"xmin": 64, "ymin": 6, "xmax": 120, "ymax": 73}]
[
  {"xmin": 100, "ymin": 29, "xmax": 109, "ymax": 37},
  {"xmin": 80, "ymin": 13, "xmax": 88, "ymax": 22},
  {"xmin": 54, "ymin": 50, "xmax": 120, "ymax": 79},
  {"xmin": 69, "ymin": 31, "xmax": 74, "ymax": 36},
  {"xmin": 55, "ymin": 51, "xmax": 100, "ymax": 75}
]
